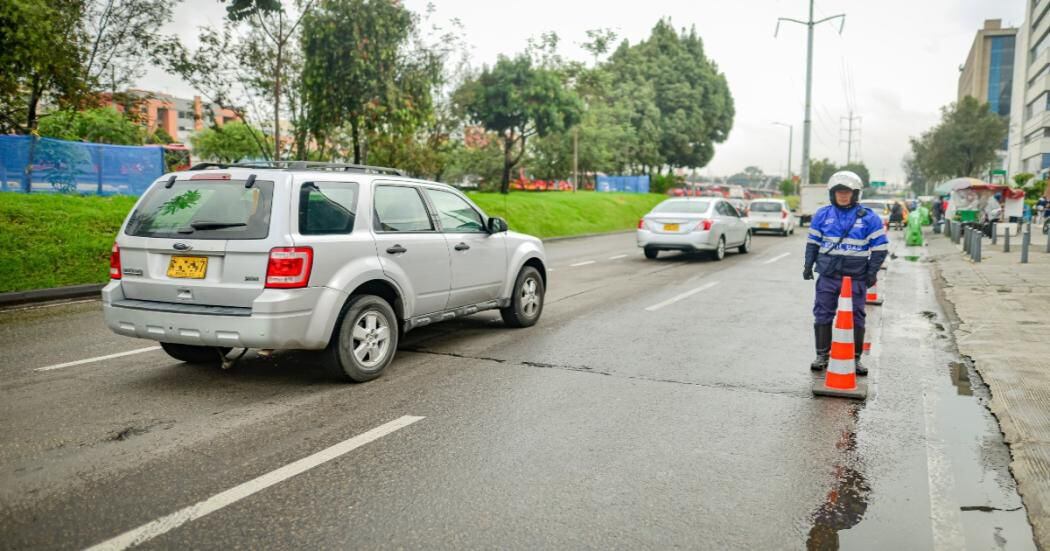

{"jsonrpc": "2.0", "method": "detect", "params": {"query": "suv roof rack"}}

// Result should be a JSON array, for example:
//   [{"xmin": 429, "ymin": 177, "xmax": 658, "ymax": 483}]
[{"xmin": 188, "ymin": 161, "xmax": 406, "ymax": 176}]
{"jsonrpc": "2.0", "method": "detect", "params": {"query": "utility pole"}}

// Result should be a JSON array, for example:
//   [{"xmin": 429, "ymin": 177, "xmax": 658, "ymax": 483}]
[
  {"xmin": 772, "ymin": 122, "xmax": 794, "ymax": 192},
  {"xmin": 573, "ymin": 126, "xmax": 579, "ymax": 193},
  {"xmin": 776, "ymin": 1, "xmax": 845, "ymax": 187},
  {"xmin": 840, "ymin": 111, "xmax": 862, "ymax": 165}
]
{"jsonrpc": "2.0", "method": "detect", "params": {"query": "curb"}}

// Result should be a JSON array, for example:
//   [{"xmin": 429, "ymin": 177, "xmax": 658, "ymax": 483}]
[
  {"xmin": 0, "ymin": 283, "xmax": 105, "ymax": 308},
  {"xmin": 542, "ymin": 229, "xmax": 634, "ymax": 243}
]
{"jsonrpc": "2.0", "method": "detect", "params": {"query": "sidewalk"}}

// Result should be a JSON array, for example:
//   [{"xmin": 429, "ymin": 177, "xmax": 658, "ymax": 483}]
[{"xmin": 926, "ymin": 225, "xmax": 1050, "ymax": 547}]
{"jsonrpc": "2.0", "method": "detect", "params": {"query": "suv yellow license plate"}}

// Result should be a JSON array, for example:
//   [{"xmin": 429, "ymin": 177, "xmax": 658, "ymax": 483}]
[
  {"xmin": 759, "ymin": 222, "xmax": 770, "ymax": 228},
  {"xmin": 663, "ymin": 223, "xmax": 680, "ymax": 231},
  {"xmin": 167, "ymin": 256, "xmax": 208, "ymax": 279}
]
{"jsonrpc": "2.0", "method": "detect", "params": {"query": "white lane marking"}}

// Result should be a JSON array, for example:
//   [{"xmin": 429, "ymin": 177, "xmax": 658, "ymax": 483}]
[
  {"xmin": 609, "ymin": 254, "xmax": 628, "ymax": 260},
  {"xmin": 762, "ymin": 252, "xmax": 791, "ymax": 265},
  {"xmin": 34, "ymin": 346, "xmax": 162, "ymax": 372},
  {"xmin": 644, "ymin": 281, "xmax": 720, "ymax": 312},
  {"xmin": 569, "ymin": 260, "xmax": 596, "ymax": 267},
  {"xmin": 85, "ymin": 415, "xmax": 425, "ymax": 551}
]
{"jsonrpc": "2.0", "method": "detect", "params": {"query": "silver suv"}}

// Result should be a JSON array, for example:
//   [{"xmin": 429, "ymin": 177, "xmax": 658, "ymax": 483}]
[{"xmin": 102, "ymin": 162, "xmax": 547, "ymax": 381}]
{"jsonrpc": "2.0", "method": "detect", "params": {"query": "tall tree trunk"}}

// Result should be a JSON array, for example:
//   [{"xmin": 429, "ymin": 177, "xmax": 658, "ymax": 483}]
[
  {"xmin": 274, "ymin": 42, "xmax": 282, "ymax": 162},
  {"xmin": 25, "ymin": 74, "xmax": 43, "ymax": 134},
  {"xmin": 351, "ymin": 119, "xmax": 361, "ymax": 164},
  {"xmin": 501, "ymin": 136, "xmax": 513, "ymax": 195}
]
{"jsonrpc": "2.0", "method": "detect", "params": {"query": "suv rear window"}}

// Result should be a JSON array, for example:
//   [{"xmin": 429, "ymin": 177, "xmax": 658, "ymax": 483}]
[
  {"xmin": 125, "ymin": 180, "xmax": 273, "ymax": 240},
  {"xmin": 299, "ymin": 182, "xmax": 359, "ymax": 235},
  {"xmin": 749, "ymin": 202, "xmax": 782, "ymax": 212}
]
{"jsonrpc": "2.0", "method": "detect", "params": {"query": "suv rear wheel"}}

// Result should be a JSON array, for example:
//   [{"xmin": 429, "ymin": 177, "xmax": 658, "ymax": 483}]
[
  {"xmin": 160, "ymin": 342, "xmax": 230, "ymax": 364},
  {"xmin": 324, "ymin": 295, "xmax": 399, "ymax": 382},
  {"xmin": 501, "ymin": 266, "xmax": 544, "ymax": 328}
]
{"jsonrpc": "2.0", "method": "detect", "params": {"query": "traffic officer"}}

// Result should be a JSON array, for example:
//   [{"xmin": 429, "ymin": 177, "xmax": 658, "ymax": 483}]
[{"xmin": 803, "ymin": 171, "xmax": 889, "ymax": 376}]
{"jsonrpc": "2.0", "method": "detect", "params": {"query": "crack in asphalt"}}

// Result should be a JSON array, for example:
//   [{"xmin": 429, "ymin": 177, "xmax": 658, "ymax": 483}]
[
  {"xmin": 960, "ymin": 505, "xmax": 1023, "ymax": 513},
  {"xmin": 406, "ymin": 349, "xmax": 809, "ymax": 399}
]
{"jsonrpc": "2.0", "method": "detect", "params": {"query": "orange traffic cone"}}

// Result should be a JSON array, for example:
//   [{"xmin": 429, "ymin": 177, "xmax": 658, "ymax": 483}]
[
  {"xmin": 813, "ymin": 276, "xmax": 868, "ymax": 400},
  {"xmin": 865, "ymin": 283, "xmax": 883, "ymax": 306},
  {"xmin": 862, "ymin": 326, "xmax": 872, "ymax": 355}
]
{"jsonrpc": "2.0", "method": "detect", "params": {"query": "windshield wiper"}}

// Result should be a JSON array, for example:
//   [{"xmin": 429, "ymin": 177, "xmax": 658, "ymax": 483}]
[{"xmin": 188, "ymin": 221, "xmax": 248, "ymax": 230}]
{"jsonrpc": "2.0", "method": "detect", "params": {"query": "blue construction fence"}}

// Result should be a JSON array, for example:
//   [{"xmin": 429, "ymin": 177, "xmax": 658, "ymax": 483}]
[
  {"xmin": 0, "ymin": 135, "xmax": 165, "ymax": 196},
  {"xmin": 596, "ymin": 175, "xmax": 650, "ymax": 193}
]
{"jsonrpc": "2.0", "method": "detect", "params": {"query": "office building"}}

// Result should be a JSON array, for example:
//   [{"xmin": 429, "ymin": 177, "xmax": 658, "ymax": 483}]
[{"xmin": 959, "ymin": 19, "xmax": 1017, "ymax": 173}]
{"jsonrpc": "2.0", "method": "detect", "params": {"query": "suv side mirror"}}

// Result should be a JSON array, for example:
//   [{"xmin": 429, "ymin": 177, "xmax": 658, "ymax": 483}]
[{"xmin": 487, "ymin": 216, "xmax": 509, "ymax": 233}]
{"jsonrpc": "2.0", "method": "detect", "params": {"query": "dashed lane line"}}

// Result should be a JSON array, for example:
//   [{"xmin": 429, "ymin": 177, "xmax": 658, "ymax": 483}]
[
  {"xmin": 34, "ymin": 346, "xmax": 163, "ymax": 372},
  {"xmin": 608, "ymin": 254, "xmax": 628, "ymax": 260},
  {"xmin": 762, "ymin": 252, "xmax": 792, "ymax": 265},
  {"xmin": 644, "ymin": 281, "xmax": 720, "ymax": 312},
  {"xmin": 85, "ymin": 415, "xmax": 425, "ymax": 551},
  {"xmin": 569, "ymin": 260, "xmax": 596, "ymax": 267}
]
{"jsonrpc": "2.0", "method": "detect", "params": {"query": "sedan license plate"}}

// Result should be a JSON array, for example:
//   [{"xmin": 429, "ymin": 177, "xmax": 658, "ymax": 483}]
[
  {"xmin": 663, "ymin": 223, "xmax": 680, "ymax": 232},
  {"xmin": 759, "ymin": 222, "xmax": 770, "ymax": 228},
  {"xmin": 167, "ymin": 256, "xmax": 208, "ymax": 279}
]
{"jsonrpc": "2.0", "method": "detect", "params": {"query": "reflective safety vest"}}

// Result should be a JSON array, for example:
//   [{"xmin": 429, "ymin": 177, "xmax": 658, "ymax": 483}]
[{"xmin": 805, "ymin": 204, "xmax": 888, "ymax": 278}]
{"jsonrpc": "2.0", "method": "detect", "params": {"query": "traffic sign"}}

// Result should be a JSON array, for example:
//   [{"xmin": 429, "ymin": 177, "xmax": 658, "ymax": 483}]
[{"xmin": 870, "ymin": 181, "xmax": 886, "ymax": 188}]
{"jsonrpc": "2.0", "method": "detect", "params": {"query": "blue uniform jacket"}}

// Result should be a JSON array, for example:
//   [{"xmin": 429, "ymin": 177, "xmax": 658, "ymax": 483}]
[{"xmin": 804, "ymin": 204, "xmax": 889, "ymax": 279}]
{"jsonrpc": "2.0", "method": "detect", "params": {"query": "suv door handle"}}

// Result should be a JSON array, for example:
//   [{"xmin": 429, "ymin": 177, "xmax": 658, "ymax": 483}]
[
  {"xmin": 386, "ymin": 245, "xmax": 407, "ymax": 254},
  {"xmin": 454, "ymin": 242, "xmax": 470, "ymax": 251}
]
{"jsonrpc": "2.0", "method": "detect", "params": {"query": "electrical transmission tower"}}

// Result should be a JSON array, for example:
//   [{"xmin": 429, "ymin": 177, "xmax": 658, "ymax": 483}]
[{"xmin": 839, "ymin": 112, "xmax": 862, "ymax": 165}]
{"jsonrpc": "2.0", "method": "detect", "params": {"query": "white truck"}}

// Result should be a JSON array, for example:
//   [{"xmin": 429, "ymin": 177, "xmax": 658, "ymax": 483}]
[{"xmin": 799, "ymin": 184, "xmax": 829, "ymax": 227}]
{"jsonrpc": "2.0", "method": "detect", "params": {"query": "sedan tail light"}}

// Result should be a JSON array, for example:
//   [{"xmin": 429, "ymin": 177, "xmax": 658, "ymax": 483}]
[
  {"xmin": 265, "ymin": 247, "xmax": 313, "ymax": 288},
  {"xmin": 694, "ymin": 219, "xmax": 714, "ymax": 232},
  {"xmin": 109, "ymin": 242, "xmax": 121, "ymax": 279}
]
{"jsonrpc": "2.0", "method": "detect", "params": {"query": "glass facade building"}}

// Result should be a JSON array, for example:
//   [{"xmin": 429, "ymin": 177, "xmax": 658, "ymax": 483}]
[{"xmin": 988, "ymin": 36, "xmax": 1016, "ymax": 117}]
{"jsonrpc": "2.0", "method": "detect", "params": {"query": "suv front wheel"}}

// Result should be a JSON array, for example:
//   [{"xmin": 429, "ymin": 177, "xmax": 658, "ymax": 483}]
[
  {"xmin": 501, "ymin": 266, "xmax": 544, "ymax": 328},
  {"xmin": 324, "ymin": 295, "xmax": 399, "ymax": 382}
]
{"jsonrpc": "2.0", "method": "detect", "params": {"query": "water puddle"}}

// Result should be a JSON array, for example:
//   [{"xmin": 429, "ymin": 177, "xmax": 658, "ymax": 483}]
[{"xmin": 806, "ymin": 424, "xmax": 871, "ymax": 551}]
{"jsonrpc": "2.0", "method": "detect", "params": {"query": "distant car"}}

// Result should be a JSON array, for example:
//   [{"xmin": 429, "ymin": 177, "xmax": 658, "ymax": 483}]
[
  {"xmin": 860, "ymin": 199, "xmax": 891, "ymax": 228},
  {"xmin": 747, "ymin": 199, "xmax": 795, "ymax": 236},
  {"xmin": 637, "ymin": 197, "xmax": 751, "ymax": 261},
  {"xmin": 727, "ymin": 198, "xmax": 748, "ymax": 216}
]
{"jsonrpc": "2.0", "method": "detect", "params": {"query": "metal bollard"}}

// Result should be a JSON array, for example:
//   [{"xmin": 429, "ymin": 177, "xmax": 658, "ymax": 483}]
[
  {"xmin": 973, "ymin": 229, "xmax": 982, "ymax": 262},
  {"xmin": 963, "ymin": 227, "xmax": 971, "ymax": 254},
  {"xmin": 953, "ymin": 221, "xmax": 961, "ymax": 244},
  {"xmin": 991, "ymin": 222, "xmax": 997, "ymax": 245},
  {"xmin": 1022, "ymin": 223, "xmax": 1031, "ymax": 264},
  {"xmin": 1004, "ymin": 226, "xmax": 1011, "ymax": 253}
]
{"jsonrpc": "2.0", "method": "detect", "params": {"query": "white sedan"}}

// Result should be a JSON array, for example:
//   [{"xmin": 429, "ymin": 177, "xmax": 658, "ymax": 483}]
[
  {"xmin": 746, "ymin": 199, "xmax": 795, "ymax": 236},
  {"xmin": 637, "ymin": 198, "xmax": 751, "ymax": 261}
]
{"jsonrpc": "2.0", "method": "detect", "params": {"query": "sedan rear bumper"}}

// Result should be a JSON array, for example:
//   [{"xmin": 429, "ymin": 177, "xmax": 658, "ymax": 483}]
[{"xmin": 636, "ymin": 229, "xmax": 717, "ymax": 251}]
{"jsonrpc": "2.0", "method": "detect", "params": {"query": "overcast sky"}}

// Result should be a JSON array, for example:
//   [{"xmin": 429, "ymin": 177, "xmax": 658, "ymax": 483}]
[{"xmin": 147, "ymin": 0, "xmax": 1026, "ymax": 182}]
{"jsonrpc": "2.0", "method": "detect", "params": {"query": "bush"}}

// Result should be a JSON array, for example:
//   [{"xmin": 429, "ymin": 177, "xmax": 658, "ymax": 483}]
[{"xmin": 649, "ymin": 174, "xmax": 680, "ymax": 195}]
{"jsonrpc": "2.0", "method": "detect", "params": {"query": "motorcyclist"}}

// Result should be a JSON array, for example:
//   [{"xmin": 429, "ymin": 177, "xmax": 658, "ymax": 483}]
[{"xmin": 804, "ymin": 171, "xmax": 889, "ymax": 376}]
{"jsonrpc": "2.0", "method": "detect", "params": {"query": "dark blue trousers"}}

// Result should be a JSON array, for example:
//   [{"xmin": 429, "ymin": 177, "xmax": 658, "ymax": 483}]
[{"xmin": 813, "ymin": 275, "xmax": 868, "ymax": 329}]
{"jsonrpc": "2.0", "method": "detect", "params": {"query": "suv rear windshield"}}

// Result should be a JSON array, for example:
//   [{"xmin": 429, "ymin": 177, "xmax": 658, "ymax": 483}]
[
  {"xmin": 125, "ymin": 180, "xmax": 273, "ymax": 239},
  {"xmin": 749, "ymin": 202, "xmax": 782, "ymax": 212},
  {"xmin": 861, "ymin": 201, "xmax": 887, "ymax": 213},
  {"xmin": 653, "ymin": 200, "xmax": 711, "ymax": 214}
]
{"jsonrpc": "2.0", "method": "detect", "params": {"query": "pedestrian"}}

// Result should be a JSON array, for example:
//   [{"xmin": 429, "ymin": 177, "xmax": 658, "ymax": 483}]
[
  {"xmin": 804, "ymin": 171, "xmax": 889, "ymax": 376},
  {"xmin": 889, "ymin": 201, "xmax": 904, "ymax": 231},
  {"xmin": 1037, "ymin": 196, "xmax": 1047, "ymax": 224},
  {"xmin": 931, "ymin": 198, "xmax": 943, "ymax": 222}
]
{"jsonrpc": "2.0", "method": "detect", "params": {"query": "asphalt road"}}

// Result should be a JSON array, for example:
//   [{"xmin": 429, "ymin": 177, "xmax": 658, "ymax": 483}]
[{"xmin": 0, "ymin": 230, "xmax": 1037, "ymax": 550}]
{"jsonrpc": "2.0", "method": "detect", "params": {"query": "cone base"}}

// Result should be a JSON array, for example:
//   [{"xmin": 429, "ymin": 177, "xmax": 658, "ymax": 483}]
[
  {"xmin": 812, "ymin": 379, "xmax": 868, "ymax": 400},
  {"xmin": 866, "ymin": 298, "xmax": 884, "ymax": 306}
]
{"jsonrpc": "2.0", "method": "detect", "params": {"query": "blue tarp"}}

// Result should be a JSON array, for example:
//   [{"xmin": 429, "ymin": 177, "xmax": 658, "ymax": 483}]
[
  {"xmin": 596, "ymin": 175, "xmax": 650, "ymax": 193},
  {"xmin": 0, "ymin": 135, "xmax": 164, "ymax": 196}
]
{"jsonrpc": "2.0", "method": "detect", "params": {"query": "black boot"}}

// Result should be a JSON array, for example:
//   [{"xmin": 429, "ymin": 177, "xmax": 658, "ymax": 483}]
[
  {"xmin": 811, "ymin": 324, "xmax": 832, "ymax": 371},
  {"xmin": 853, "ymin": 327, "xmax": 868, "ymax": 376}
]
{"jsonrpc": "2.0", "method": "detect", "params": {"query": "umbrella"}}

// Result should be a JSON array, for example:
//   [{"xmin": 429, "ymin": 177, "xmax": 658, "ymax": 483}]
[{"xmin": 934, "ymin": 177, "xmax": 985, "ymax": 195}]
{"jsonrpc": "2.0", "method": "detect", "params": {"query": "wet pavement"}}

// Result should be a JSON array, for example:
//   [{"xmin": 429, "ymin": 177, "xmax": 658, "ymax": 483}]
[{"xmin": 0, "ymin": 230, "xmax": 1037, "ymax": 549}]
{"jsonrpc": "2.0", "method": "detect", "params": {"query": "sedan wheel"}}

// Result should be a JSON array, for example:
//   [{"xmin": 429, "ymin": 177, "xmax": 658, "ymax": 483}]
[
  {"xmin": 712, "ymin": 236, "xmax": 726, "ymax": 261},
  {"xmin": 738, "ymin": 231, "xmax": 751, "ymax": 254}
]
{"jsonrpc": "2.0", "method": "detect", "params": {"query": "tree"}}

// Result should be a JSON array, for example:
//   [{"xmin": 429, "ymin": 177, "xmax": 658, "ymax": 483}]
[
  {"xmin": 779, "ymin": 180, "xmax": 795, "ymax": 196},
  {"xmin": 909, "ymin": 96, "xmax": 1007, "ymax": 181},
  {"xmin": 301, "ymin": 0, "xmax": 441, "ymax": 164},
  {"xmin": 808, "ymin": 158, "xmax": 837, "ymax": 184},
  {"xmin": 458, "ymin": 54, "xmax": 583, "ymax": 193},
  {"xmin": 1013, "ymin": 172, "xmax": 1035, "ymax": 188},
  {"xmin": 82, "ymin": 0, "xmax": 180, "ymax": 92},
  {"xmin": 191, "ymin": 121, "xmax": 268, "ymax": 162},
  {"xmin": 902, "ymin": 153, "xmax": 926, "ymax": 197},
  {"xmin": 840, "ymin": 162, "xmax": 870, "ymax": 186},
  {"xmin": 604, "ymin": 19, "xmax": 734, "ymax": 172},
  {"xmin": 37, "ymin": 107, "xmax": 146, "ymax": 145}
]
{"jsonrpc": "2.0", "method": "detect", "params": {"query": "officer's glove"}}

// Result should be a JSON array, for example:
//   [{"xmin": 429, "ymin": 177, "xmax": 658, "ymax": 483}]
[
  {"xmin": 803, "ymin": 266, "xmax": 814, "ymax": 280},
  {"xmin": 866, "ymin": 274, "xmax": 877, "ymax": 287}
]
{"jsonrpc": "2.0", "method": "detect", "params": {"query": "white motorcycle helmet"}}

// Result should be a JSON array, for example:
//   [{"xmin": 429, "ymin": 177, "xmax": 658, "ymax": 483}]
[{"xmin": 827, "ymin": 171, "xmax": 863, "ymax": 206}]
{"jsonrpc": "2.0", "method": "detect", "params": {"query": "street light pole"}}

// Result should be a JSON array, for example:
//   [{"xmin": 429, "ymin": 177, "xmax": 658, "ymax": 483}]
[
  {"xmin": 777, "ymin": 1, "xmax": 845, "ymax": 187},
  {"xmin": 773, "ymin": 122, "xmax": 793, "ymax": 193}
]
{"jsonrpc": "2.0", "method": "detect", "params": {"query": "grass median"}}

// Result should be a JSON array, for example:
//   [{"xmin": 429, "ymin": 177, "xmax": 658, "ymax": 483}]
[{"xmin": 0, "ymin": 190, "xmax": 666, "ymax": 293}]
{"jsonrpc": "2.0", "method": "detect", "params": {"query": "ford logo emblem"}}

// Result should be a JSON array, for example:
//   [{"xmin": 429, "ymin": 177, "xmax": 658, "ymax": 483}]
[{"xmin": 173, "ymin": 242, "xmax": 192, "ymax": 251}]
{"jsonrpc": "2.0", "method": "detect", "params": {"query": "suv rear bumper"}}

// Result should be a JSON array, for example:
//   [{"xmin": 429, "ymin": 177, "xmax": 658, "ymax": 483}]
[{"xmin": 101, "ymin": 281, "xmax": 346, "ymax": 350}]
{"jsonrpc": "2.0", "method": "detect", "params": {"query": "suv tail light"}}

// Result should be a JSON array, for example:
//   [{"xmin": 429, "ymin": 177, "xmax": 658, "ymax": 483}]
[
  {"xmin": 109, "ymin": 242, "xmax": 121, "ymax": 279},
  {"xmin": 638, "ymin": 218, "xmax": 646, "ymax": 229},
  {"xmin": 265, "ymin": 247, "xmax": 313, "ymax": 288},
  {"xmin": 782, "ymin": 210, "xmax": 789, "ymax": 219},
  {"xmin": 694, "ymin": 219, "xmax": 714, "ymax": 232}
]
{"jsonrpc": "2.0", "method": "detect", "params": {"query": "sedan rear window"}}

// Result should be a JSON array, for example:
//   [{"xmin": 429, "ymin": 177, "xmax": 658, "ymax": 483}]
[
  {"xmin": 652, "ymin": 200, "xmax": 711, "ymax": 214},
  {"xmin": 125, "ymin": 180, "xmax": 273, "ymax": 240},
  {"xmin": 861, "ymin": 202, "xmax": 887, "ymax": 212},
  {"xmin": 749, "ymin": 202, "xmax": 782, "ymax": 213}
]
